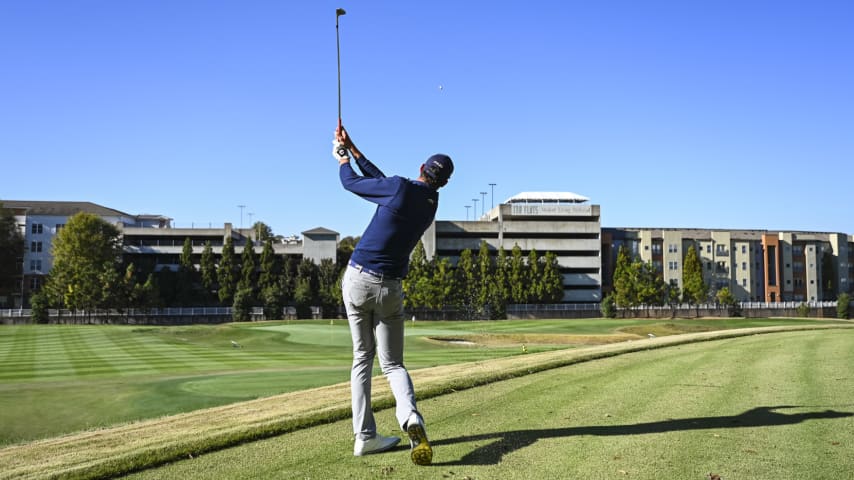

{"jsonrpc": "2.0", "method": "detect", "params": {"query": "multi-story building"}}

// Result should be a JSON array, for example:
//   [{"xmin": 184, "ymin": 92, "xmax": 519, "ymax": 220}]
[
  {"xmin": 5, "ymin": 198, "xmax": 853, "ymax": 308},
  {"xmin": 2, "ymin": 200, "xmax": 338, "ymax": 307},
  {"xmin": 604, "ymin": 228, "xmax": 853, "ymax": 302},
  {"xmin": 422, "ymin": 192, "xmax": 602, "ymax": 303}
]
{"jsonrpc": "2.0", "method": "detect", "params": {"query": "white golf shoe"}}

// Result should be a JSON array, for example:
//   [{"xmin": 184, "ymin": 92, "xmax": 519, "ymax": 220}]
[
  {"xmin": 353, "ymin": 433, "xmax": 400, "ymax": 456},
  {"xmin": 405, "ymin": 412, "xmax": 433, "ymax": 466}
]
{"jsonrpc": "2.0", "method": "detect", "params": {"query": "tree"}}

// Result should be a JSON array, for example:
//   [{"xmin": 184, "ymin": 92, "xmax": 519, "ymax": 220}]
[
  {"xmin": 217, "ymin": 236, "xmax": 237, "ymax": 305},
  {"xmin": 237, "ymin": 241, "xmax": 257, "ymax": 299},
  {"xmin": 716, "ymin": 287, "xmax": 741, "ymax": 317},
  {"xmin": 509, "ymin": 244, "xmax": 527, "ymax": 303},
  {"xmin": 541, "ymin": 251, "xmax": 564, "ymax": 303},
  {"xmin": 258, "ymin": 238, "xmax": 281, "ymax": 293},
  {"xmin": 317, "ymin": 258, "xmax": 341, "ymax": 317},
  {"xmin": 199, "ymin": 241, "xmax": 217, "ymax": 304},
  {"xmin": 454, "ymin": 249, "xmax": 476, "ymax": 315},
  {"xmin": 682, "ymin": 245, "xmax": 707, "ymax": 306},
  {"xmin": 0, "ymin": 203, "xmax": 24, "ymax": 307},
  {"xmin": 251, "ymin": 221, "xmax": 274, "ymax": 243},
  {"xmin": 526, "ymin": 249, "xmax": 543, "ymax": 303},
  {"xmin": 475, "ymin": 241, "xmax": 493, "ymax": 313},
  {"xmin": 294, "ymin": 258, "xmax": 318, "ymax": 318},
  {"xmin": 403, "ymin": 241, "xmax": 430, "ymax": 308},
  {"xmin": 43, "ymin": 212, "xmax": 122, "ymax": 312},
  {"xmin": 836, "ymin": 292, "xmax": 850, "ymax": 319},
  {"xmin": 337, "ymin": 236, "xmax": 360, "ymax": 268},
  {"xmin": 612, "ymin": 246, "xmax": 637, "ymax": 312},
  {"xmin": 431, "ymin": 257, "xmax": 457, "ymax": 310},
  {"xmin": 176, "ymin": 237, "xmax": 197, "ymax": 306},
  {"xmin": 489, "ymin": 246, "xmax": 511, "ymax": 319},
  {"xmin": 600, "ymin": 292, "xmax": 617, "ymax": 318}
]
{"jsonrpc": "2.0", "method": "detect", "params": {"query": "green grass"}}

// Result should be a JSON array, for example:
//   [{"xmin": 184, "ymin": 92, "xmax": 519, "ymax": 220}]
[
  {"xmin": 122, "ymin": 329, "xmax": 854, "ymax": 480},
  {"xmin": 0, "ymin": 318, "xmax": 844, "ymax": 446}
]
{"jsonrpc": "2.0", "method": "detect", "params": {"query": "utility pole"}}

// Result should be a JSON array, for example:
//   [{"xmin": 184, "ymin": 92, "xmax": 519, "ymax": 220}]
[{"xmin": 237, "ymin": 205, "xmax": 246, "ymax": 229}]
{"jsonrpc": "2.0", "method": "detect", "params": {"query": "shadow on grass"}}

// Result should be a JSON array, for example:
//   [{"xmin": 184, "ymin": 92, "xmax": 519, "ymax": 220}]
[{"xmin": 430, "ymin": 406, "xmax": 853, "ymax": 466}]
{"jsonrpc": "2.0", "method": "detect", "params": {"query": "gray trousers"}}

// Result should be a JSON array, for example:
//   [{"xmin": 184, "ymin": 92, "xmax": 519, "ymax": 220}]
[{"xmin": 342, "ymin": 265, "xmax": 417, "ymax": 440}]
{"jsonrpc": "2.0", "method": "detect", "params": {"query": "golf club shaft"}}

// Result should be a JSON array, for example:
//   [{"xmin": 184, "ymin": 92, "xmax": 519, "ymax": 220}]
[{"xmin": 336, "ymin": 14, "xmax": 342, "ymax": 125}]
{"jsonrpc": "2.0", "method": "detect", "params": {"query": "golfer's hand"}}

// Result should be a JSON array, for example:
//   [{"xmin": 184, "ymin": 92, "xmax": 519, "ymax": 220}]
[
  {"xmin": 332, "ymin": 140, "xmax": 350, "ymax": 164},
  {"xmin": 335, "ymin": 124, "xmax": 362, "ymax": 159}
]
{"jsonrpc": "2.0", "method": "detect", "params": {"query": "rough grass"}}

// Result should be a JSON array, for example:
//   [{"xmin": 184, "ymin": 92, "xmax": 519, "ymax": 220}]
[{"xmin": 1, "ymin": 324, "xmax": 851, "ymax": 480}]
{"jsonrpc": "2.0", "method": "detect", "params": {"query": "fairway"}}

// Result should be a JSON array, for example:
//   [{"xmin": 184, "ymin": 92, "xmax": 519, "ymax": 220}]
[
  {"xmin": 0, "ymin": 318, "xmax": 845, "ymax": 446},
  {"xmin": 123, "ymin": 329, "xmax": 854, "ymax": 480}
]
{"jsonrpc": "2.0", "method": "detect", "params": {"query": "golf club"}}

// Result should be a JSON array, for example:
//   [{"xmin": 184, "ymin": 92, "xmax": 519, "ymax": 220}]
[{"xmin": 335, "ymin": 8, "xmax": 347, "ymax": 157}]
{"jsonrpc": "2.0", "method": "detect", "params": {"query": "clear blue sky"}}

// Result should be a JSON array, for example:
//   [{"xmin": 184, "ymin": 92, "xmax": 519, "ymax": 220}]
[{"xmin": 2, "ymin": 1, "xmax": 852, "ymax": 238}]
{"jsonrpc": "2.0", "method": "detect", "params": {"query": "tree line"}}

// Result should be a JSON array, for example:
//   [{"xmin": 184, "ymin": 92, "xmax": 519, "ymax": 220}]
[
  {"xmin": 27, "ymin": 212, "xmax": 566, "ymax": 321},
  {"xmin": 403, "ymin": 239, "xmax": 564, "ymax": 319},
  {"xmin": 603, "ymin": 244, "xmax": 742, "ymax": 317},
  {"xmin": 29, "ymin": 213, "xmax": 345, "ymax": 321}
]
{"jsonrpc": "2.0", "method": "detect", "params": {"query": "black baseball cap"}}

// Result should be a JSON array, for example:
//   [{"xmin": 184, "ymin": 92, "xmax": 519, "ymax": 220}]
[{"xmin": 423, "ymin": 154, "xmax": 454, "ymax": 187}]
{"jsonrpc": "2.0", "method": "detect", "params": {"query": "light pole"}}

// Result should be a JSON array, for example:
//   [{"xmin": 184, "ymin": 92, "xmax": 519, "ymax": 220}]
[
  {"xmin": 247, "ymin": 213, "xmax": 255, "ymax": 244},
  {"xmin": 472, "ymin": 198, "xmax": 479, "ymax": 220},
  {"xmin": 489, "ymin": 183, "xmax": 496, "ymax": 208},
  {"xmin": 465, "ymin": 205, "xmax": 471, "ymax": 221},
  {"xmin": 237, "ymin": 205, "xmax": 246, "ymax": 229},
  {"xmin": 480, "ymin": 191, "xmax": 487, "ymax": 216}
]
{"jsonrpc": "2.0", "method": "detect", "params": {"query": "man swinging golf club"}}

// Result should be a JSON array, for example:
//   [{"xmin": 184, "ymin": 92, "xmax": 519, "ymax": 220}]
[{"xmin": 333, "ymin": 124, "xmax": 453, "ymax": 465}]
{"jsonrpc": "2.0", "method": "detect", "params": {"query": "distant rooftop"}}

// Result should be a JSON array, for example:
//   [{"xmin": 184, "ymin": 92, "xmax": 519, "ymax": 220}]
[{"xmin": 505, "ymin": 192, "xmax": 589, "ymax": 204}]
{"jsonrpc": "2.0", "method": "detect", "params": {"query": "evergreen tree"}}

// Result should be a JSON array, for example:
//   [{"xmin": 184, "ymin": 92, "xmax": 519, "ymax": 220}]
[
  {"xmin": 294, "ymin": 258, "xmax": 318, "ymax": 318},
  {"xmin": 541, "ymin": 251, "xmax": 564, "ymax": 303},
  {"xmin": 199, "ymin": 241, "xmax": 217, "ymax": 304},
  {"xmin": 837, "ymin": 292, "xmax": 850, "ymax": 319},
  {"xmin": 317, "ymin": 258, "xmax": 341, "ymax": 316},
  {"xmin": 258, "ymin": 238, "xmax": 281, "ymax": 292},
  {"xmin": 432, "ymin": 257, "xmax": 457, "ymax": 310},
  {"xmin": 489, "ymin": 246, "xmax": 511, "ymax": 318},
  {"xmin": 509, "ymin": 244, "xmax": 527, "ymax": 303},
  {"xmin": 217, "ymin": 236, "xmax": 237, "ymax": 305},
  {"xmin": 475, "ymin": 241, "xmax": 493, "ymax": 312},
  {"xmin": 454, "ymin": 249, "xmax": 476, "ymax": 313},
  {"xmin": 403, "ymin": 241, "xmax": 429, "ymax": 308},
  {"xmin": 237, "ymin": 241, "xmax": 257, "ymax": 296},
  {"xmin": 176, "ymin": 237, "xmax": 197, "ymax": 306},
  {"xmin": 682, "ymin": 244, "xmax": 707, "ymax": 305},
  {"xmin": 526, "ymin": 249, "xmax": 543, "ymax": 303},
  {"xmin": 613, "ymin": 245, "xmax": 637, "ymax": 311}
]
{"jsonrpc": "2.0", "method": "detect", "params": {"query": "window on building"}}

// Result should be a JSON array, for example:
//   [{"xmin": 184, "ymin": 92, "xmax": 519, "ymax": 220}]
[
  {"xmin": 55, "ymin": 224, "xmax": 65, "ymax": 233},
  {"xmin": 742, "ymin": 278, "xmax": 747, "ymax": 287},
  {"xmin": 30, "ymin": 241, "xmax": 43, "ymax": 253},
  {"xmin": 29, "ymin": 259, "xmax": 42, "ymax": 272},
  {"xmin": 707, "ymin": 245, "xmax": 711, "ymax": 253},
  {"xmin": 29, "ymin": 277, "xmax": 41, "ymax": 290},
  {"xmin": 742, "ymin": 245, "xmax": 747, "ymax": 254},
  {"xmin": 31, "ymin": 223, "xmax": 43, "ymax": 234},
  {"xmin": 742, "ymin": 262, "xmax": 747, "ymax": 270}
]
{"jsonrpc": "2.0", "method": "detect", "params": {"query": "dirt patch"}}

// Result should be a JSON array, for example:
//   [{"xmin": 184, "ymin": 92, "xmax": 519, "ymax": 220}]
[
  {"xmin": 619, "ymin": 323, "xmax": 718, "ymax": 337},
  {"xmin": 428, "ymin": 333, "xmax": 642, "ymax": 347}
]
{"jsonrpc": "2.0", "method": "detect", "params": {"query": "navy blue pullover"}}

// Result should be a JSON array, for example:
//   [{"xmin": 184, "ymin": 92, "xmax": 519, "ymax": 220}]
[{"xmin": 340, "ymin": 155, "xmax": 438, "ymax": 278}]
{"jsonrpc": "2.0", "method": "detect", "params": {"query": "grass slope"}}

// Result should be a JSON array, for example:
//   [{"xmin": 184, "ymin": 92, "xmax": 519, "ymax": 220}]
[
  {"xmin": 123, "ymin": 328, "xmax": 854, "ymax": 480},
  {"xmin": 0, "ymin": 324, "xmax": 850, "ymax": 479}
]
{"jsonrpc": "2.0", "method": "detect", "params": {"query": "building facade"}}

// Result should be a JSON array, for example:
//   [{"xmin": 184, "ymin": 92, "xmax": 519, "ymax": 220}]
[
  {"xmin": 603, "ymin": 228, "xmax": 854, "ymax": 302},
  {"xmin": 2, "ymin": 200, "xmax": 338, "ymax": 308},
  {"xmin": 422, "ymin": 192, "xmax": 602, "ymax": 303}
]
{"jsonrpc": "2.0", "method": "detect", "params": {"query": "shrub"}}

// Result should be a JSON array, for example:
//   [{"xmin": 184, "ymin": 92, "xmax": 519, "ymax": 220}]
[
  {"xmin": 600, "ymin": 293, "xmax": 617, "ymax": 318},
  {"xmin": 838, "ymin": 293, "xmax": 851, "ymax": 320},
  {"xmin": 796, "ymin": 302, "xmax": 810, "ymax": 318}
]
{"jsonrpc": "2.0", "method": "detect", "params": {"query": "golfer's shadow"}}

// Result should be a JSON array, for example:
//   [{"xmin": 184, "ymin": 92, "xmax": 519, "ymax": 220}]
[{"xmin": 430, "ymin": 405, "xmax": 853, "ymax": 466}]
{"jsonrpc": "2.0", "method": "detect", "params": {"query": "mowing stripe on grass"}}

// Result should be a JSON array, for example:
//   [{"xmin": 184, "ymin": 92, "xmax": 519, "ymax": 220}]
[
  {"xmin": 121, "ymin": 329, "xmax": 854, "ymax": 480},
  {"xmin": 0, "ymin": 324, "xmax": 850, "ymax": 480}
]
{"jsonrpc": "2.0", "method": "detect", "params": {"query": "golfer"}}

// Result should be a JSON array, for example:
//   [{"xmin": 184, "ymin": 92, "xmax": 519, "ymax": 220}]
[{"xmin": 333, "ymin": 124, "xmax": 453, "ymax": 465}]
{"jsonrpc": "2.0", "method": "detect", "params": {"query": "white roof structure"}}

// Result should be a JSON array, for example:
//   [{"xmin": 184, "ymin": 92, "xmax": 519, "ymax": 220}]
[{"xmin": 504, "ymin": 191, "xmax": 589, "ymax": 204}]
